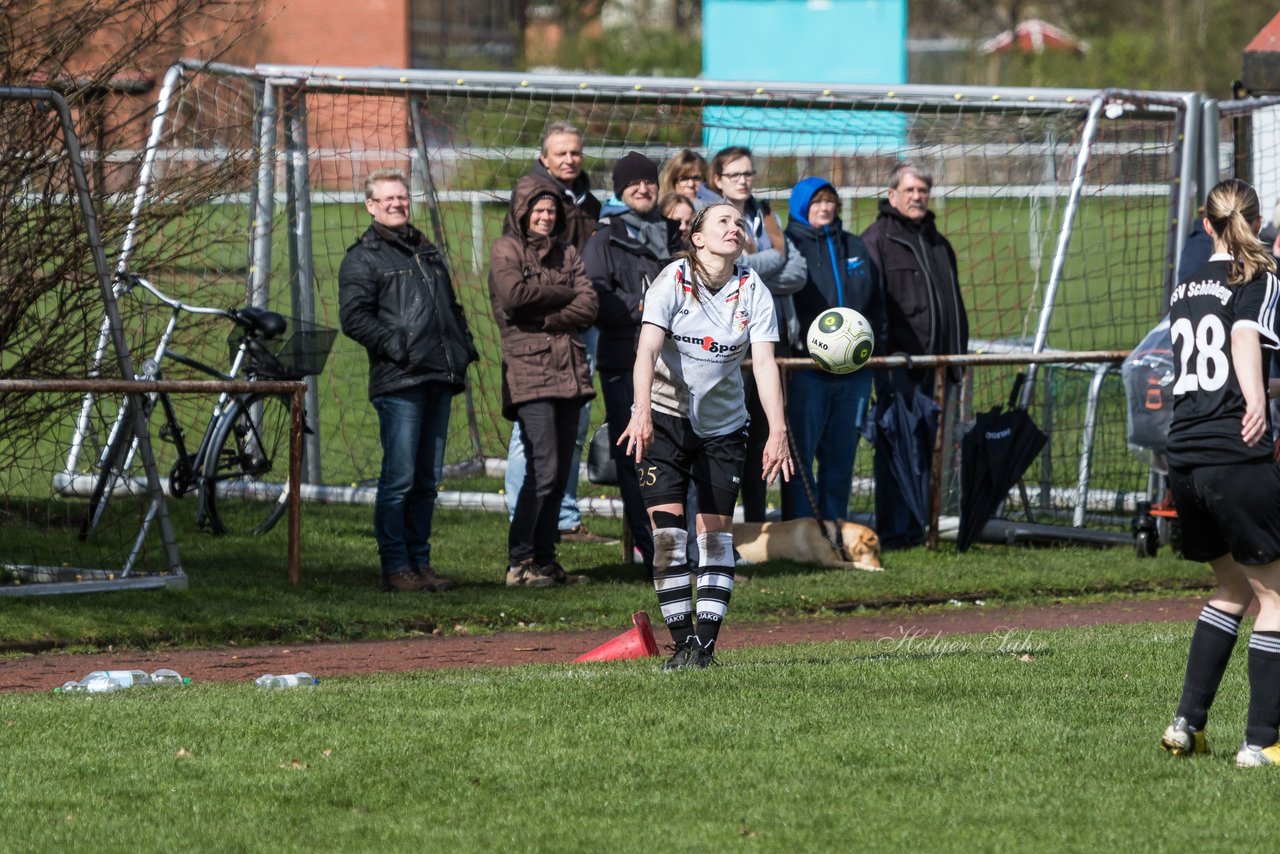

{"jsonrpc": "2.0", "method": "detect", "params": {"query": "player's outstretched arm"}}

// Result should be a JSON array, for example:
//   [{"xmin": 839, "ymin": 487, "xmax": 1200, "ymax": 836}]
[
  {"xmin": 619, "ymin": 323, "xmax": 665, "ymax": 462},
  {"xmin": 750, "ymin": 340, "xmax": 792, "ymax": 484}
]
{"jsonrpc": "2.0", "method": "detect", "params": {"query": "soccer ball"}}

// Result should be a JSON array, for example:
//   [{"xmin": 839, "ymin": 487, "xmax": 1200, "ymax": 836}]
[{"xmin": 806, "ymin": 307, "xmax": 874, "ymax": 374}]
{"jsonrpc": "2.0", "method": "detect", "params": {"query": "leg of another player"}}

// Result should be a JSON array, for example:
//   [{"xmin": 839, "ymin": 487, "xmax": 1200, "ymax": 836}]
[
  {"xmin": 1238, "ymin": 560, "xmax": 1280, "ymax": 765},
  {"xmin": 1163, "ymin": 555, "xmax": 1253, "ymax": 755}
]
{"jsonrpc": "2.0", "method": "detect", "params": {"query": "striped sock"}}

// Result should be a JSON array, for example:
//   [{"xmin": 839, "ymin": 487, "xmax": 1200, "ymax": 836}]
[
  {"xmin": 694, "ymin": 532, "xmax": 735, "ymax": 652},
  {"xmin": 1175, "ymin": 604, "xmax": 1243, "ymax": 730},
  {"xmin": 1245, "ymin": 631, "xmax": 1280, "ymax": 748},
  {"xmin": 652, "ymin": 527, "xmax": 693, "ymax": 645}
]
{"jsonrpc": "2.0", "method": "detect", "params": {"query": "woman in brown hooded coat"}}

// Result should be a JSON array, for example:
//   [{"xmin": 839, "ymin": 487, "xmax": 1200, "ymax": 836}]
[{"xmin": 489, "ymin": 175, "xmax": 598, "ymax": 586}]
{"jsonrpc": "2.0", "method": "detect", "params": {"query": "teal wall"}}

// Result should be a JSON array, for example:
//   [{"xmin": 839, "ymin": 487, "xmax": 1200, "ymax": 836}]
[{"xmin": 701, "ymin": 0, "xmax": 908, "ymax": 154}]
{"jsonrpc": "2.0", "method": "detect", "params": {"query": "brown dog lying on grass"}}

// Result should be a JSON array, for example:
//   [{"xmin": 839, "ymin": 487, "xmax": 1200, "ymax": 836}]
[{"xmin": 733, "ymin": 518, "xmax": 883, "ymax": 571}]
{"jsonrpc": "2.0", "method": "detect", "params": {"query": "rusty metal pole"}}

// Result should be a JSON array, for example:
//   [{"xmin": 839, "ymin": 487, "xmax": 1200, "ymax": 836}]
[
  {"xmin": 288, "ymin": 385, "xmax": 304, "ymax": 587},
  {"xmin": 928, "ymin": 364, "xmax": 947, "ymax": 551}
]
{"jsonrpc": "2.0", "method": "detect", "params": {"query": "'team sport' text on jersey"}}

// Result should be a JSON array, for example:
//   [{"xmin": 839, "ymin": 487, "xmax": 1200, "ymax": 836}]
[
  {"xmin": 1167, "ymin": 254, "xmax": 1280, "ymax": 467},
  {"xmin": 641, "ymin": 260, "xmax": 779, "ymax": 437}
]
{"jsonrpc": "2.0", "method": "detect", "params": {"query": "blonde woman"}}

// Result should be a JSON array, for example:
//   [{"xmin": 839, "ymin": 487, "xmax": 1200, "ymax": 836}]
[{"xmin": 1157, "ymin": 178, "xmax": 1280, "ymax": 768}]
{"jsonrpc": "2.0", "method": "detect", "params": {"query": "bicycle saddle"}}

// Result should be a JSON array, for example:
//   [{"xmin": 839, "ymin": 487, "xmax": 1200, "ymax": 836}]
[{"xmin": 237, "ymin": 306, "xmax": 287, "ymax": 339}]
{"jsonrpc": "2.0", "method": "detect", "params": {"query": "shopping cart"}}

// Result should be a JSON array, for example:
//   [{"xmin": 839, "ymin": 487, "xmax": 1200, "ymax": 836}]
[{"xmin": 1121, "ymin": 316, "xmax": 1180, "ymax": 558}]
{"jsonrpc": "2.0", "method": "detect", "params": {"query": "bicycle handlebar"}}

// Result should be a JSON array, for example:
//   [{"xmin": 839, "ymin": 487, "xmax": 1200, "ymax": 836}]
[{"xmin": 117, "ymin": 272, "xmax": 238, "ymax": 320}]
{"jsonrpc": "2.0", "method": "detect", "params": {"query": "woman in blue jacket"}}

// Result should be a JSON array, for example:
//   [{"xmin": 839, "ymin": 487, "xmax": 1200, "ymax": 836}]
[{"xmin": 781, "ymin": 177, "xmax": 887, "ymax": 522}]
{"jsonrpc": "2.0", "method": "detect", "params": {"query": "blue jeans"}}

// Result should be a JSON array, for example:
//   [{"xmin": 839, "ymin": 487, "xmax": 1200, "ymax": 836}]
[
  {"xmin": 371, "ymin": 383, "xmax": 453, "ymax": 575},
  {"xmin": 782, "ymin": 368, "xmax": 873, "ymax": 521},
  {"xmin": 505, "ymin": 327, "xmax": 596, "ymax": 528}
]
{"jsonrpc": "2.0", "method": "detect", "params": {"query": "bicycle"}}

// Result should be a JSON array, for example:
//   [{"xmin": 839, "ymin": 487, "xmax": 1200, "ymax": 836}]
[{"xmin": 76, "ymin": 272, "xmax": 336, "ymax": 539}]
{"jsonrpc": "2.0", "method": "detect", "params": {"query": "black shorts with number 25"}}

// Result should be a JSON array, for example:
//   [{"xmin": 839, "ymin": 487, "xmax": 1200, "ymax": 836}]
[{"xmin": 638, "ymin": 410, "xmax": 748, "ymax": 517}]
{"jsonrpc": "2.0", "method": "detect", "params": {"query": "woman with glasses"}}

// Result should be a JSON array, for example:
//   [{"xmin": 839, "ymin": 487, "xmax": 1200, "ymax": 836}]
[
  {"xmin": 659, "ymin": 148, "xmax": 716, "ymax": 209},
  {"xmin": 706, "ymin": 145, "xmax": 806, "ymax": 522},
  {"xmin": 618, "ymin": 202, "xmax": 792, "ymax": 669}
]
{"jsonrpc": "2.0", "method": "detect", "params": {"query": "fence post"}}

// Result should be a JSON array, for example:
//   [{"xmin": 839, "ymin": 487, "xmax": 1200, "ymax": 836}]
[
  {"xmin": 1170, "ymin": 92, "xmax": 1202, "ymax": 304},
  {"xmin": 283, "ymin": 87, "xmax": 323, "ymax": 484},
  {"xmin": 928, "ymin": 363, "xmax": 947, "ymax": 551},
  {"xmin": 250, "ymin": 81, "xmax": 278, "ymax": 310}
]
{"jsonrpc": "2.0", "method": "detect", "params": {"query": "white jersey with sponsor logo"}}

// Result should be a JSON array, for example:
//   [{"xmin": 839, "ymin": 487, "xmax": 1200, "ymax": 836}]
[{"xmin": 641, "ymin": 259, "xmax": 779, "ymax": 437}]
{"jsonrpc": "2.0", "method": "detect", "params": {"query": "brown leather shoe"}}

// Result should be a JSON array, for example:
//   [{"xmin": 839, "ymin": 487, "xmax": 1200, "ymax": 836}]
[
  {"xmin": 506, "ymin": 558, "xmax": 555, "ymax": 588},
  {"xmin": 543, "ymin": 561, "xmax": 590, "ymax": 585},
  {"xmin": 558, "ymin": 524, "xmax": 619, "ymax": 545},
  {"xmin": 381, "ymin": 568, "xmax": 429, "ymax": 592},
  {"xmin": 416, "ymin": 566, "xmax": 454, "ymax": 593}
]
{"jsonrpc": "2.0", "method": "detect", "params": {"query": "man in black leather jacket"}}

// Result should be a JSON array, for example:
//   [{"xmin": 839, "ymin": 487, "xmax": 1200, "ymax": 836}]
[
  {"xmin": 861, "ymin": 160, "xmax": 969, "ymax": 550},
  {"xmin": 339, "ymin": 168, "xmax": 479, "ymax": 592}
]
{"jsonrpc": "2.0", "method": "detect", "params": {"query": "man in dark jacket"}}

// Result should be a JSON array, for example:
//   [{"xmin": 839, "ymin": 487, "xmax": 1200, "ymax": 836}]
[
  {"xmin": 531, "ymin": 121, "xmax": 601, "ymax": 255},
  {"xmin": 583, "ymin": 152, "xmax": 682, "ymax": 569},
  {"xmin": 861, "ymin": 160, "xmax": 968, "ymax": 550},
  {"xmin": 782, "ymin": 177, "xmax": 886, "ymax": 522},
  {"xmin": 339, "ymin": 168, "xmax": 479, "ymax": 592}
]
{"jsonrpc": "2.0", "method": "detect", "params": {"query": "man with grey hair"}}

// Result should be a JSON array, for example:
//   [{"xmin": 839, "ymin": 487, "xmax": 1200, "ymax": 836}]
[
  {"xmin": 339, "ymin": 167, "xmax": 479, "ymax": 592},
  {"xmin": 531, "ymin": 120, "xmax": 601, "ymax": 253},
  {"xmin": 861, "ymin": 160, "xmax": 968, "ymax": 550}
]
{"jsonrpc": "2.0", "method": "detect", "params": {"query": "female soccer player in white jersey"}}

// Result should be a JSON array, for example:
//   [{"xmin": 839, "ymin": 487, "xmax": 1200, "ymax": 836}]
[
  {"xmin": 618, "ymin": 202, "xmax": 793, "ymax": 670},
  {"xmin": 1157, "ymin": 178, "xmax": 1280, "ymax": 767}
]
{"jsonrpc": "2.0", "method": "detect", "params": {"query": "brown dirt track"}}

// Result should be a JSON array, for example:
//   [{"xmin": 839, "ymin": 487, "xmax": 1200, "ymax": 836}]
[{"xmin": 0, "ymin": 596, "xmax": 1214, "ymax": 693}]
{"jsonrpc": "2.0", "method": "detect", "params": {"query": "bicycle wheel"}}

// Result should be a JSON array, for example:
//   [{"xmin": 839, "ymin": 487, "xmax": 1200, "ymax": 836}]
[
  {"xmin": 200, "ymin": 392, "xmax": 293, "ymax": 535},
  {"xmin": 79, "ymin": 401, "xmax": 136, "ymax": 541}
]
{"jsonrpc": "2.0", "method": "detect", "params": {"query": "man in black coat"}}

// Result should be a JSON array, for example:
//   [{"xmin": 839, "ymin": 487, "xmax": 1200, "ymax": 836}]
[
  {"xmin": 861, "ymin": 160, "xmax": 968, "ymax": 550},
  {"xmin": 339, "ymin": 168, "xmax": 479, "ymax": 592},
  {"xmin": 530, "ymin": 121, "xmax": 602, "ymax": 255}
]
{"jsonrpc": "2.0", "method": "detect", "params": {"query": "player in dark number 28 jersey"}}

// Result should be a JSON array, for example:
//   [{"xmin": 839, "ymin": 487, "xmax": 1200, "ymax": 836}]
[{"xmin": 1158, "ymin": 178, "xmax": 1280, "ymax": 768}]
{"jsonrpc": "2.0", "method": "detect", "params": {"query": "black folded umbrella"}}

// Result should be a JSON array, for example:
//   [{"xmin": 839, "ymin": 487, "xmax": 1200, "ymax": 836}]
[
  {"xmin": 870, "ymin": 368, "xmax": 939, "ymax": 530},
  {"xmin": 957, "ymin": 374, "xmax": 1048, "ymax": 552}
]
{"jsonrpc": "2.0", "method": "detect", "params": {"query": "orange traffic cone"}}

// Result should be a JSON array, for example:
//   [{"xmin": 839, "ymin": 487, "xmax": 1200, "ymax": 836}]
[{"xmin": 574, "ymin": 611, "xmax": 660, "ymax": 662}]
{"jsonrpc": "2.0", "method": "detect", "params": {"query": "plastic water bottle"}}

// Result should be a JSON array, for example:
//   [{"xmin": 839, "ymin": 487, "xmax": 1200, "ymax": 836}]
[
  {"xmin": 254, "ymin": 673, "xmax": 318, "ymax": 690},
  {"xmin": 150, "ymin": 669, "xmax": 189, "ymax": 686},
  {"xmin": 55, "ymin": 669, "xmax": 152, "ymax": 693}
]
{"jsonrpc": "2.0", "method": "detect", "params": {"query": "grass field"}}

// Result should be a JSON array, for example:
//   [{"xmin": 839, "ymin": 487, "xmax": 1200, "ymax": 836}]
[
  {"xmin": 0, "ymin": 501, "xmax": 1208, "ymax": 651},
  {"xmin": 1, "ymin": 621, "xmax": 1271, "ymax": 851}
]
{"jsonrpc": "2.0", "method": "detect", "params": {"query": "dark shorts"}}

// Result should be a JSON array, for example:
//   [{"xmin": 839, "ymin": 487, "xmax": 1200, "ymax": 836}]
[
  {"xmin": 1168, "ymin": 459, "xmax": 1280, "ymax": 564},
  {"xmin": 638, "ymin": 411, "xmax": 748, "ymax": 517}
]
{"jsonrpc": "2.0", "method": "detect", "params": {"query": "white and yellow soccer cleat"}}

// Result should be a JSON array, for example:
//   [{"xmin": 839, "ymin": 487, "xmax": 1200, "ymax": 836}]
[
  {"xmin": 1160, "ymin": 717, "xmax": 1210, "ymax": 756},
  {"xmin": 1235, "ymin": 742, "xmax": 1280, "ymax": 768}
]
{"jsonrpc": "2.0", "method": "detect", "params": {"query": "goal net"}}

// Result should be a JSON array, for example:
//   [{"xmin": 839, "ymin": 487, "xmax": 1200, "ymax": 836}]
[
  {"xmin": 113, "ymin": 64, "xmax": 1201, "ymax": 528},
  {"xmin": 0, "ymin": 86, "xmax": 183, "ymax": 592}
]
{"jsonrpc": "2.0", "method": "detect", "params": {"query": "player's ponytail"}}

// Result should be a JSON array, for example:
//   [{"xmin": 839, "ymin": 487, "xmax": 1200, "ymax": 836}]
[{"xmin": 1204, "ymin": 178, "xmax": 1276, "ymax": 285}]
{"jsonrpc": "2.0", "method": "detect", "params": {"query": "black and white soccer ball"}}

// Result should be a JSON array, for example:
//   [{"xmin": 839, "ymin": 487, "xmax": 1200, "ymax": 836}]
[{"xmin": 806, "ymin": 307, "xmax": 874, "ymax": 374}]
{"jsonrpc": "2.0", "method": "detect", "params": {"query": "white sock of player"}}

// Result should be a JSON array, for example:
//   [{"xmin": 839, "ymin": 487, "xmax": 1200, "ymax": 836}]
[
  {"xmin": 651, "ymin": 525, "xmax": 693, "ymax": 644},
  {"xmin": 694, "ymin": 531, "xmax": 735, "ymax": 652}
]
